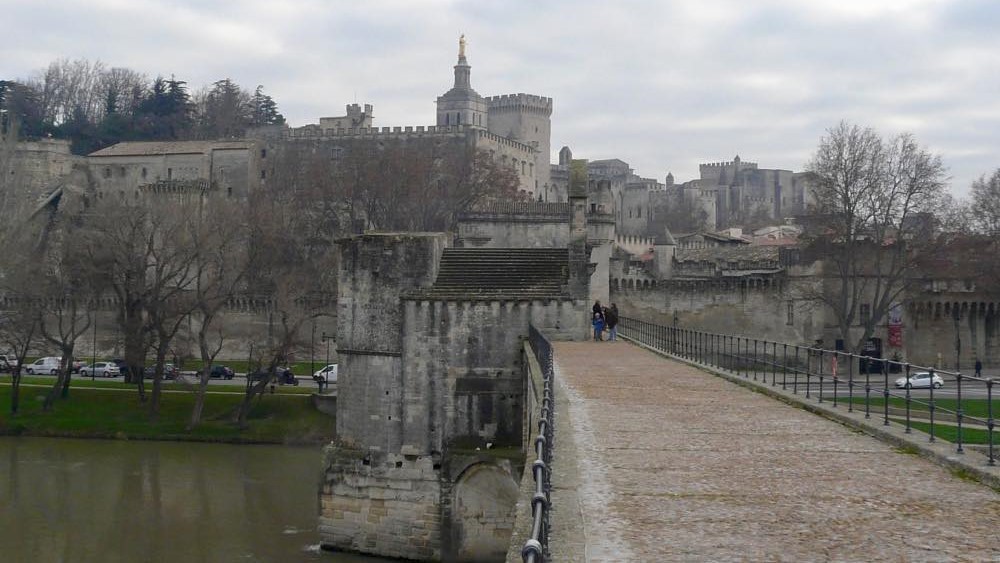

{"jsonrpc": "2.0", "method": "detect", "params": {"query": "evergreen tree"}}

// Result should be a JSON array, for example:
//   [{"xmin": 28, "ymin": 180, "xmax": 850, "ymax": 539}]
[{"xmin": 250, "ymin": 85, "xmax": 285, "ymax": 127}]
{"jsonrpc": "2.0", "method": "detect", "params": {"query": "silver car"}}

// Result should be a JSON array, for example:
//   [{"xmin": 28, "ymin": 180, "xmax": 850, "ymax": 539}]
[
  {"xmin": 80, "ymin": 362, "xmax": 121, "ymax": 378},
  {"xmin": 894, "ymin": 371, "xmax": 944, "ymax": 389}
]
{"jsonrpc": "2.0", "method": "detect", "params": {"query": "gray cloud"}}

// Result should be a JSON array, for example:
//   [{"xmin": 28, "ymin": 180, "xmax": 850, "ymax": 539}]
[{"xmin": 2, "ymin": 0, "xmax": 997, "ymax": 195}]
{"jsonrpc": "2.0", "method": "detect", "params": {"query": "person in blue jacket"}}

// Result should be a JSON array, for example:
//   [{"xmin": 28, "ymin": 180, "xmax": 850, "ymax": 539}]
[{"xmin": 592, "ymin": 311, "xmax": 605, "ymax": 341}]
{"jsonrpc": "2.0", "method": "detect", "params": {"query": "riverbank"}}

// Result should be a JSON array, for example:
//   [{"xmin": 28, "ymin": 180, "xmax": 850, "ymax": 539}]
[{"xmin": 0, "ymin": 380, "xmax": 336, "ymax": 445}]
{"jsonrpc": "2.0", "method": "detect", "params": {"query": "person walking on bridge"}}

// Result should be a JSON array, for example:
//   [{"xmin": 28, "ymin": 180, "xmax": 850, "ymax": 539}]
[
  {"xmin": 592, "ymin": 311, "xmax": 605, "ymax": 341},
  {"xmin": 605, "ymin": 304, "xmax": 619, "ymax": 341}
]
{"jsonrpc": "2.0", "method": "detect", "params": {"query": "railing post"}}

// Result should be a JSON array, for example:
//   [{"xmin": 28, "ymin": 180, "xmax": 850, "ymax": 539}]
[
  {"xmin": 771, "ymin": 341, "xmax": 777, "ymax": 387},
  {"xmin": 818, "ymin": 349, "xmax": 825, "ymax": 403},
  {"xmin": 987, "ymin": 379, "xmax": 995, "ymax": 466},
  {"xmin": 864, "ymin": 355, "xmax": 871, "ymax": 419},
  {"xmin": 846, "ymin": 352, "xmax": 853, "ymax": 412},
  {"xmin": 883, "ymin": 361, "xmax": 891, "ymax": 427},
  {"xmin": 805, "ymin": 347, "xmax": 812, "ymax": 399},
  {"xmin": 782, "ymin": 343, "xmax": 788, "ymax": 390},
  {"xmin": 904, "ymin": 364, "xmax": 912, "ymax": 434},
  {"xmin": 793, "ymin": 346, "xmax": 800, "ymax": 394},
  {"xmin": 956, "ymin": 372, "xmax": 964, "ymax": 454},
  {"xmin": 832, "ymin": 351, "xmax": 839, "ymax": 408},
  {"xmin": 928, "ymin": 368, "xmax": 936, "ymax": 443}
]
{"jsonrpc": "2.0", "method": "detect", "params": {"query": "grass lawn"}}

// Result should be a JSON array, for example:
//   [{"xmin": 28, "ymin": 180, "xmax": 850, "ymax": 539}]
[
  {"xmin": 0, "ymin": 378, "xmax": 335, "ymax": 444},
  {"xmin": 846, "ymin": 395, "xmax": 1000, "ymax": 445},
  {"xmin": 896, "ymin": 419, "xmax": 1000, "ymax": 447},
  {"xmin": 849, "ymin": 396, "xmax": 1000, "ymax": 419}
]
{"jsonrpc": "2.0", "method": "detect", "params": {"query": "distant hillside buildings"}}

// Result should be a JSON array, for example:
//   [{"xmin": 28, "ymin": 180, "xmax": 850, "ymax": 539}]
[{"xmin": 7, "ymin": 36, "xmax": 813, "ymax": 237}]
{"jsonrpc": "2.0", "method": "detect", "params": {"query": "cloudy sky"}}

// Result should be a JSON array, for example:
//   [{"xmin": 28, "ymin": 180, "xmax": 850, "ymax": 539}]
[{"xmin": 3, "ymin": 0, "xmax": 998, "ymax": 195}]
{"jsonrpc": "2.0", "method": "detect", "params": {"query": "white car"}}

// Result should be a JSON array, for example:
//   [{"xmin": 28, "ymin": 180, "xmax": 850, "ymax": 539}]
[
  {"xmin": 80, "ymin": 362, "xmax": 121, "ymax": 377},
  {"xmin": 894, "ymin": 371, "xmax": 944, "ymax": 389},
  {"xmin": 25, "ymin": 357, "xmax": 63, "ymax": 375},
  {"xmin": 313, "ymin": 364, "xmax": 338, "ymax": 383}
]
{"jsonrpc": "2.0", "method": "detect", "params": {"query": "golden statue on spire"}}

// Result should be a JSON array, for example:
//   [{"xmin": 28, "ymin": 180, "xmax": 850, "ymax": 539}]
[{"xmin": 459, "ymin": 34, "xmax": 466, "ymax": 58}]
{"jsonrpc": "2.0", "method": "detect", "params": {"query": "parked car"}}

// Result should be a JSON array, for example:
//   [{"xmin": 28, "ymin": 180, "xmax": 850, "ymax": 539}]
[
  {"xmin": 25, "ymin": 357, "xmax": 63, "ymax": 375},
  {"xmin": 0, "ymin": 354, "xmax": 19, "ymax": 372},
  {"xmin": 895, "ymin": 371, "xmax": 944, "ymax": 389},
  {"xmin": 210, "ymin": 365, "xmax": 234, "ymax": 379},
  {"xmin": 114, "ymin": 359, "xmax": 139, "ymax": 378},
  {"xmin": 144, "ymin": 363, "xmax": 179, "ymax": 379},
  {"xmin": 80, "ymin": 362, "xmax": 121, "ymax": 378},
  {"xmin": 251, "ymin": 367, "xmax": 298, "ymax": 385},
  {"xmin": 313, "ymin": 364, "xmax": 338, "ymax": 384}
]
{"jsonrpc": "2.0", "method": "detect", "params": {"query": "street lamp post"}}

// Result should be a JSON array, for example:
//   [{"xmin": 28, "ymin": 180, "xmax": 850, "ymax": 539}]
[
  {"xmin": 321, "ymin": 332, "xmax": 332, "ymax": 384},
  {"xmin": 310, "ymin": 320, "xmax": 316, "ymax": 381},
  {"xmin": 91, "ymin": 306, "xmax": 98, "ymax": 381},
  {"xmin": 954, "ymin": 308, "xmax": 961, "ymax": 373}
]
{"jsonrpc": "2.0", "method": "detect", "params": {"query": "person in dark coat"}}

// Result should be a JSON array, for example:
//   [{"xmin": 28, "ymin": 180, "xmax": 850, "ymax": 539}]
[
  {"xmin": 592, "ymin": 300, "xmax": 604, "ymax": 320},
  {"xmin": 605, "ymin": 304, "xmax": 619, "ymax": 341},
  {"xmin": 975, "ymin": 358, "xmax": 983, "ymax": 377}
]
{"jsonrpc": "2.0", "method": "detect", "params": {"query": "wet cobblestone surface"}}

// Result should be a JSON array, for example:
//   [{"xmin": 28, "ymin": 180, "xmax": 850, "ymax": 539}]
[{"xmin": 548, "ymin": 341, "xmax": 1000, "ymax": 562}]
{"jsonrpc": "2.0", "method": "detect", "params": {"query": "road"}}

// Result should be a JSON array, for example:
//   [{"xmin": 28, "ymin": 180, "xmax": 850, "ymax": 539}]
[{"xmin": 3, "ymin": 371, "xmax": 330, "ymax": 392}]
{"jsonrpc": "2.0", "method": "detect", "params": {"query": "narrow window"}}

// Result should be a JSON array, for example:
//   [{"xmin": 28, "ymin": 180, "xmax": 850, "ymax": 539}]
[
  {"xmin": 260, "ymin": 170, "xmax": 266, "ymax": 179},
  {"xmin": 167, "ymin": 168, "xmax": 172, "ymax": 180},
  {"xmin": 457, "ymin": 113, "xmax": 461, "ymax": 124},
  {"xmin": 445, "ymin": 113, "xmax": 449, "ymax": 125},
  {"xmin": 103, "ymin": 168, "xmax": 111, "ymax": 178},
  {"xmin": 787, "ymin": 302, "xmax": 794, "ymax": 325},
  {"xmin": 260, "ymin": 148, "xmax": 267, "ymax": 159},
  {"xmin": 141, "ymin": 167, "xmax": 147, "ymax": 179}
]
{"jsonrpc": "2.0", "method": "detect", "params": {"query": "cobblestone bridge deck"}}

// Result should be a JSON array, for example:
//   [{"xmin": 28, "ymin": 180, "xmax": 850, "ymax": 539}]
[{"xmin": 548, "ymin": 341, "xmax": 1000, "ymax": 562}]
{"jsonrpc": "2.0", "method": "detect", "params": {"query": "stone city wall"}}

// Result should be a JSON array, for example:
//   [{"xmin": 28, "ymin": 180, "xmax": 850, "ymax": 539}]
[{"xmin": 612, "ymin": 280, "xmax": 1000, "ymax": 369}]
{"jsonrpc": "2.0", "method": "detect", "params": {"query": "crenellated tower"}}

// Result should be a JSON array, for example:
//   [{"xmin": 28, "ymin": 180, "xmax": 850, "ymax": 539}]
[{"xmin": 486, "ymin": 93, "xmax": 553, "ymax": 197}]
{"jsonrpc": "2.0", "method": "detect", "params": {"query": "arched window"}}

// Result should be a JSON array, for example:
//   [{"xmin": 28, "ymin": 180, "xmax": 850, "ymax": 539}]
[{"xmin": 445, "ymin": 113, "xmax": 450, "ymax": 125}]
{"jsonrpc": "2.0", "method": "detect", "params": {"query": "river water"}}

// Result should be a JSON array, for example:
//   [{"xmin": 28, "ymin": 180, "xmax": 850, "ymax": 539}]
[{"xmin": 0, "ymin": 437, "xmax": 387, "ymax": 563}]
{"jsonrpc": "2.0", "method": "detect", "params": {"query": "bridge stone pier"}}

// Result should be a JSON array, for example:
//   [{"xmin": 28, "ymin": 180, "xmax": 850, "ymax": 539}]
[{"xmin": 546, "ymin": 341, "xmax": 1000, "ymax": 561}]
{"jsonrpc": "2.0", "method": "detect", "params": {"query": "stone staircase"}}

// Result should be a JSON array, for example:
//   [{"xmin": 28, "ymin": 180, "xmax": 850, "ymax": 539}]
[{"xmin": 421, "ymin": 248, "xmax": 570, "ymax": 299}]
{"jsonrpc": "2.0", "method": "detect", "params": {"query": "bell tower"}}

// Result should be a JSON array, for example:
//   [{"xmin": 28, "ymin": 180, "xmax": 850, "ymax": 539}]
[{"xmin": 436, "ymin": 35, "xmax": 488, "ymax": 128}]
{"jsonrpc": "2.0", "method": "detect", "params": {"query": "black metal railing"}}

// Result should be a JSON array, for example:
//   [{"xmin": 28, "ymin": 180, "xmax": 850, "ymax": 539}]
[
  {"xmin": 619, "ymin": 316, "xmax": 997, "ymax": 465},
  {"xmin": 522, "ymin": 324, "xmax": 555, "ymax": 562}
]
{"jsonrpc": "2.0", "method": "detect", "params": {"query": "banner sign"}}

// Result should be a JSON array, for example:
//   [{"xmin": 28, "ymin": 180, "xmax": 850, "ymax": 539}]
[{"xmin": 887, "ymin": 302, "xmax": 903, "ymax": 348}]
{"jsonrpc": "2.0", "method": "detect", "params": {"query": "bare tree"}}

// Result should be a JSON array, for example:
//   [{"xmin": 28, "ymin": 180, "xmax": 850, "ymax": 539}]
[
  {"xmin": 236, "ymin": 192, "xmax": 334, "ymax": 428},
  {"xmin": 0, "ymin": 242, "xmax": 42, "ymax": 415},
  {"xmin": 272, "ymin": 139, "xmax": 520, "ymax": 236},
  {"xmin": 187, "ymin": 199, "xmax": 249, "ymax": 428},
  {"xmin": 32, "ymin": 216, "xmax": 97, "ymax": 410},
  {"xmin": 803, "ymin": 121, "xmax": 947, "ymax": 352},
  {"xmin": 82, "ymin": 195, "xmax": 201, "ymax": 420},
  {"xmin": 970, "ymin": 168, "xmax": 1000, "ymax": 235}
]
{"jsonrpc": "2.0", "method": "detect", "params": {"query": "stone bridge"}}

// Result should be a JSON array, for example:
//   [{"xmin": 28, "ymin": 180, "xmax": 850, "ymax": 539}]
[{"xmin": 508, "ymin": 339, "xmax": 1000, "ymax": 562}]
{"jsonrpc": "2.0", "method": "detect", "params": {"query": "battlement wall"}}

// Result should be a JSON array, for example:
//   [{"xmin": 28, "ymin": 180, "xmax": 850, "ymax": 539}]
[
  {"xmin": 615, "ymin": 235, "xmax": 654, "ymax": 256},
  {"xmin": 486, "ymin": 93, "xmax": 553, "ymax": 114},
  {"xmin": 284, "ymin": 124, "xmax": 473, "ymax": 140},
  {"xmin": 475, "ymin": 128, "xmax": 536, "ymax": 153},
  {"xmin": 700, "ymin": 160, "xmax": 758, "ymax": 170}
]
